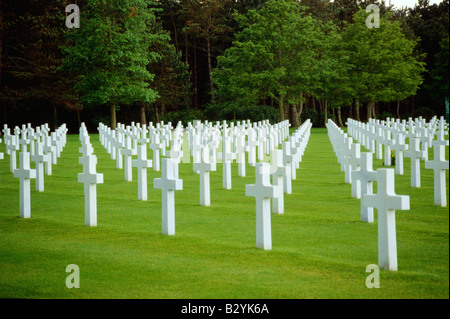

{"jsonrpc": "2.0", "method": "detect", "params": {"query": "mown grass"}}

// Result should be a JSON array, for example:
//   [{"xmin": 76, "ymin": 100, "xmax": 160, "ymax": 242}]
[{"xmin": 0, "ymin": 128, "xmax": 448, "ymax": 299}]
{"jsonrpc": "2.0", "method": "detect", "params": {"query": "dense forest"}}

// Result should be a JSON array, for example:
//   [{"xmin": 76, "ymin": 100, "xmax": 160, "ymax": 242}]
[{"xmin": 0, "ymin": 0, "xmax": 448, "ymax": 133}]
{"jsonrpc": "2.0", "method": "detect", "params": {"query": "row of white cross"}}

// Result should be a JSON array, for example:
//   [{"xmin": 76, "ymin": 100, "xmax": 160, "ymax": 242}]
[
  {"xmin": 1, "ymin": 123, "xmax": 68, "ymax": 218},
  {"xmin": 82, "ymin": 119, "xmax": 312, "ymax": 249},
  {"xmin": 78, "ymin": 124, "xmax": 104, "ymax": 226},
  {"xmin": 328, "ymin": 117, "xmax": 446, "ymax": 271},
  {"xmin": 347, "ymin": 117, "xmax": 449, "ymax": 206}
]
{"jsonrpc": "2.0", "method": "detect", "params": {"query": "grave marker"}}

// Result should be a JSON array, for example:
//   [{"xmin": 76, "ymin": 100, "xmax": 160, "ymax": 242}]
[
  {"xmin": 154, "ymin": 158, "xmax": 183, "ymax": 236},
  {"xmin": 13, "ymin": 151, "xmax": 36, "ymax": 218},
  {"xmin": 245, "ymin": 163, "xmax": 282, "ymax": 250},
  {"xmin": 132, "ymin": 143, "xmax": 153, "ymax": 201},
  {"xmin": 78, "ymin": 154, "xmax": 104, "ymax": 226},
  {"xmin": 364, "ymin": 169, "xmax": 410, "ymax": 271}
]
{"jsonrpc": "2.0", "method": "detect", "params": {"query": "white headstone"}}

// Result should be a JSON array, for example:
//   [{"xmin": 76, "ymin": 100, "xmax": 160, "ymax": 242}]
[
  {"xmin": 364, "ymin": 169, "xmax": 410, "ymax": 271},
  {"xmin": 348, "ymin": 143, "xmax": 361, "ymax": 198},
  {"xmin": 270, "ymin": 149, "xmax": 286, "ymax": 214},
  {"xmin": 220, "ymin": 134, "xmax": 235, "ymax": 190},
  {"xmin": 31, "ymin": 142, "xmax": 49, "ymax": 192},
  {"xmin": 43, "ymin": 134, "xmax": 54, "ymax": 176},
  {"xmin": 425, "ymin": 144, "xmax": 449, "ymax": 207},
  {"xmin": 13, "ymin": 151, "xmax": 36, "ymax": 218},
  {"xmin": 149, "ymin": 133, "xmax": 162, "ymax": 172},
  {"xmin": 404, "ymin": 137, "xmax": 425, "ymax": 187},
  {"xmin": 154, "ymin": 158, "xmax": 183, "ymax": 236},
  {"xmin": 78, "ymin": 154, "xmax": 104, "ymax": 226},
  {"xmin": 193, "ymin": 146, "xmax": 215, "ymax": 206},
  {"xmin": 282, "ymin": 141, "xmax": 293, "ymax": 194},
  {"xmin": 352, "ymin": 152, "xmax": 377, "ymax": 223},
  {"xmin": 6, "ymin": 134, "xmax": 19, "ymax": 173},
  {"xmin": 245, "ymin": 163, "xmax": 282, "ymax": 250},
  {"xmin": 121, "ymin": 136, "xmax": 136, "ymax": 181},
  {"xmin": 391, "ymin": 132, "xmax": 408, "ymax": 175},
  {"xmin": 132, "ymin": 143, "xmax": 153, "ymax": 201}
]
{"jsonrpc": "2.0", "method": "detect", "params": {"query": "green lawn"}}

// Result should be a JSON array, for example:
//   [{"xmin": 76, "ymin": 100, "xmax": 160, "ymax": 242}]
[{"xmin": 0, "ymin": 128, "xmax": 448, "ymax": 299}]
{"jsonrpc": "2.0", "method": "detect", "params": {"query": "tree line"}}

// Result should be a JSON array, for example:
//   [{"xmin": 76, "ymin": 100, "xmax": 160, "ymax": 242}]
[{"xmin": 0, "ymin": 0, "xmax": 448, "ymax": 132}]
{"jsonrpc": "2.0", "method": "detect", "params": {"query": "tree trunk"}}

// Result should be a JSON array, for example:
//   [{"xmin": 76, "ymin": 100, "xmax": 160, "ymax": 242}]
[
  {"xmin": 290, "ymin": 104, "xmax": 300, "ymax": 127},
  {"xmin": 170, "ymin": 9, "xmax": 179, "ymax": 53},
  {"xmin": 153, "ymin": 103, "xmax": 159, "ymax": 123},
  {"xmin": 411, "ymin": 95, "xmax": 415, "ymax": 114},
  {"xmin": 185, "ymin": 32, "xmax": 189, "ymax": 64},
  {"xmin": 77, "ymin": 108, "xmax": 81, "ymax": 128},
  {"xmin": 296, "ymin": 93, "xmax": 304, "ymax": 125},
  {"xmin": 279, "ymin": 95, "xmax": 284, "ymax": 121},
  {"xmin": 324, "ymin": 100, "xmax": 328, "ymax": 127},
  {"xmin": 367, "ymin": 101, "xmax": 375, "ymax": 121},
  {"xmin": 140, "ymin": 102, "xmax": 146, "ymax": 125},
  {"xmin": 354, "ymin": 98, "xmax": 360, "ymax": 121},
  {"xmin": 206, "ymin": 25, "xmax": 214, "ymax": 103},
  {"xmin": 161, "ymin": 102, "xmax": 166, "ymax": 118},
  {"xmin": 52, "ymin": 105, "xmax": 58, "ymax": 131},
  {"xmin": 348, "ymin": 103, "xmax": 353, "ymax": 119},
  {"xmin": 396, "ymin": 100, "xmax": 400, "ymax": 118},
  {"xmin": 337, "ymin": 106, "xmax": 344, "ymax": 127},
  {"xmin": 193, "ymin": 40, "xmax": 198, "ymax": 109},
  {"xmin": 110, "ymin": 104, "xmax": 117, "ymax": 130}
]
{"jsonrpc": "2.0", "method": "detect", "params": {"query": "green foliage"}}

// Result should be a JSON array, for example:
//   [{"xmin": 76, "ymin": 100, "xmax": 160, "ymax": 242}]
[
  {"xmin": 428, "ymin": 36, "xmax": 449, "ymax": 103},
  {"xmin": 149, "ymin": 26, "xmax": 192, "ymax": 114},
  {"xmin": 414, "ymin": 106, "xmax": 435, "ymax": 121},
  {"xmin": 342, "ymin": 9, "xmax": 426, "ymax": 105},
  {"xmin": 212, "ymin": 0, "xmax": 324, "ymax": 121},
  {"xmin": 161, "ymin": 109, "xmax": 206, "ymax": 126},
  {"xmin": 62, "ymin": 0, "xmax": 164, "ymax": 109},
  {"xmin": 376, "ymin": 111, "xmax": 394, "ymax": 121},
  {"xmin": 205, "ymin": 103, "xmax": 279, "ymax": 124}
]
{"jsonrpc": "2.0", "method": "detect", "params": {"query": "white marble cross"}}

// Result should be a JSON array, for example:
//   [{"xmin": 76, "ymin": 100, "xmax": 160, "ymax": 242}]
[
  {"xmin": 342, "ymin": 136, "xmax": 353, "ymax": 184},
  {"xmin": 43, "ymin": 134, "xmax": 55, "ymax": 176},
  {"xmin": 219, "ymin": 133, "xmax": 236, "ymax": 190},
  {"xmin": 351, "ymin": 152, "xmax": 377, "ymax": 223},
  {"xmin": 78, "ymin": 154, "xmax": 104, "ymax": 226},
  {"xmin": 382, "ymin": 130, "xmax": 394, "ymax": 166},
  {"xmin": 79, "ymin": 139, "xmax": 93, "ymax": 157},
  {"xmin": 288, "ymin": 136, "xmax": 298, "ymax": 180},
  {"xmin": 113, "ymin": 130, "xmax": 124, "ymax": 169},
  {"xmin": 364, "ymin": 169, "xmax": 410, "ymax": 271},
  {"xmin": 404, "ymin": 137, "xmax": 425, "ymax": 187},
  {"xmin": 282, "ymin": 141, "xmax": 293, "ymax": 194},
  {"xmin": 391, "ymin": 132, "xmax": 408, "ymax": 175},
  {"xmin": 348, "ymin": 143, "xmax": 361, "ymax": 198},
  {"xmin": 245, "ymin": 163, "xmax": 282, "ymax": 250},
  {"xmin": 149, "ymin": 133, "xmax": 163, "ymax": 172},
  {"xmin": 6, "ymin": 135, "xmax": 19, "ymax": 173},
  {"xmin": 247, "ymin": 128, "xmax": 258, "ymax": 167},
  {"xmin": 31, "ymin": 142, "xmax": 49, "ymax": 192},
  {"xmin": 132, "ymin": 143, "xmax": 153, "ymax": 201},
  {"xmin": 121, "ymin": 136, "xmax": 136, "ymax": 181},
  {"xmin": 270, "ymin": 149, "xmax": 286, "ymax": 214},
  {"xmin": 168, "ymin": 138, "xmax": 183, "ymax": 179},
  {"xmin": 193, "ymin": 145, "xmax": 215, "ymax": 206},
  {"xmin": 235, "ymin": 132, "xmax": 248, "ymax": 177},
  {"xmin": 14, "ymin": 151, "xmax": 36, "ymax": 218},
  {"xmin": 425, "ymin": 144, "xmax": 449, "ymax": 207},
  {"xmin": 154, "ymin": 158, "xmax": 183, "ymax": 236}
]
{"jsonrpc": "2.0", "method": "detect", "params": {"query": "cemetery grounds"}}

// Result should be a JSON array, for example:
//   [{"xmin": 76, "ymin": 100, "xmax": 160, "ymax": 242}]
[{"xmin": 0, "ymin": 128, "xmax": 448, "ymax": 299}]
